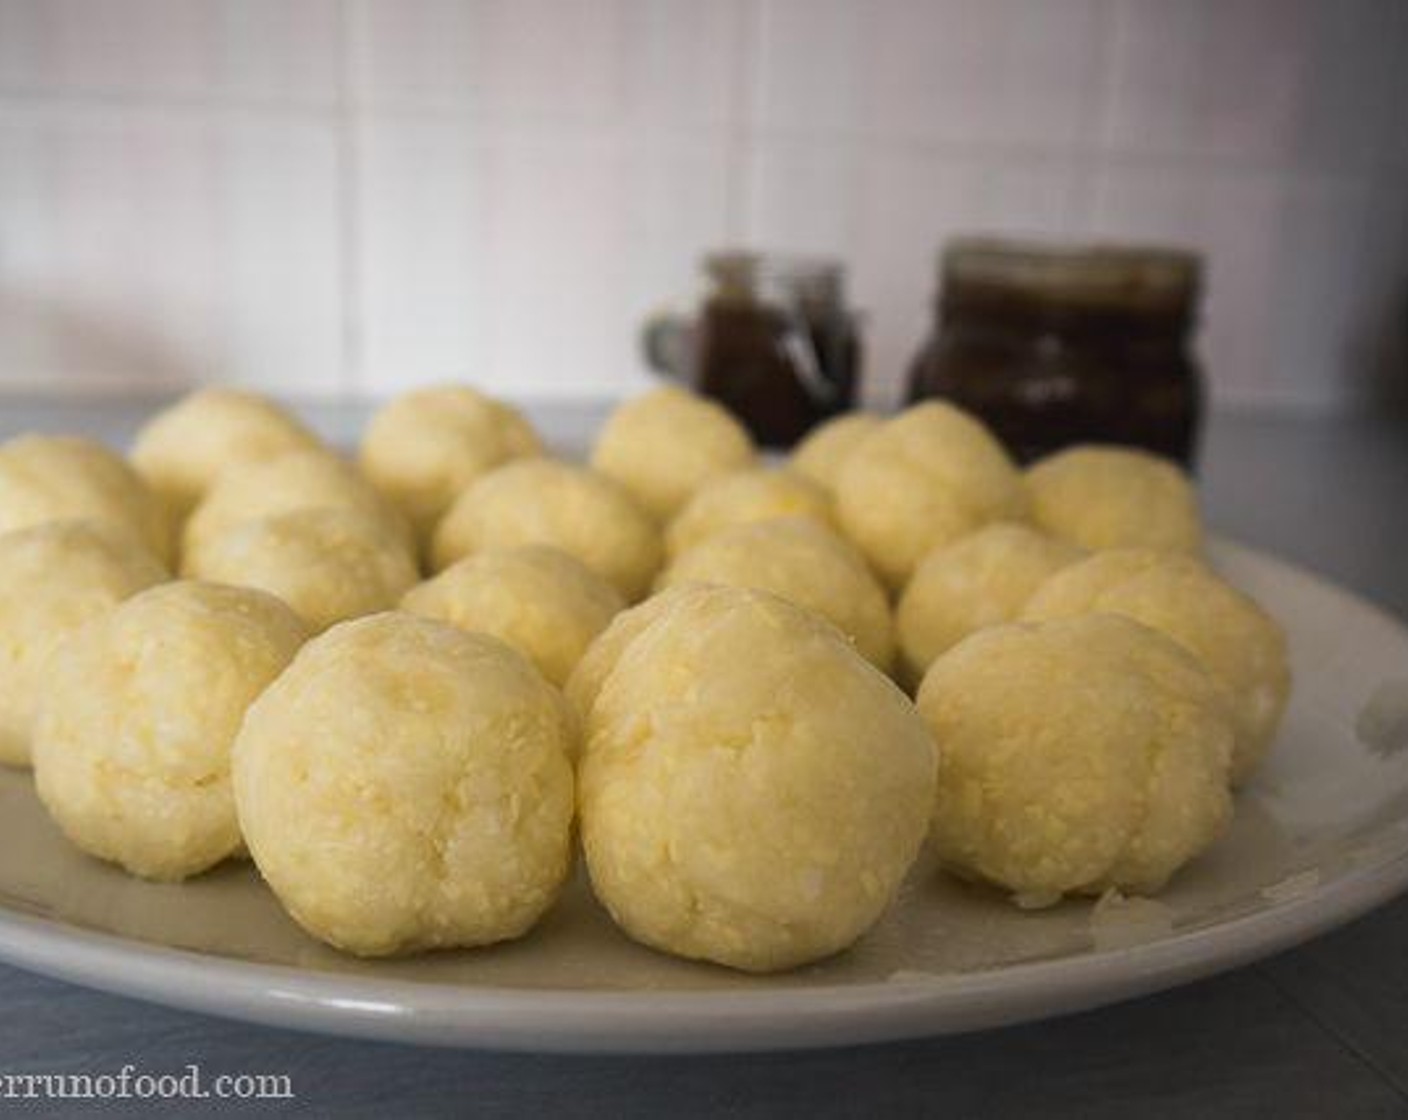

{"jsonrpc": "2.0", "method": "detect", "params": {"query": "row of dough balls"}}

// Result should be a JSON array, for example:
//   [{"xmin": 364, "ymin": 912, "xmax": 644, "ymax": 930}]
[
  {"xmin": 3, "ymin": 383, "xmax": 1272, "ymax": 783},
  {"xmin": 21, "ymin": 567, "xmax": 1255, "ymax": 970},
  {"xmin": 0, "ymin": 382, "xmax": 1288, "ymax": 975},
  {"xmin": 0, "ymin": 383, "xmax": 1220, "ymax": 703}
]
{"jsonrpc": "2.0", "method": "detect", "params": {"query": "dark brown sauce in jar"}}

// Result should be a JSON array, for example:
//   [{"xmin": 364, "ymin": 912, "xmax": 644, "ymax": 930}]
[
  {"xmin": 646, "ymin": 253, "xmax": 861, "ymax": 448},
  {"xmin": 906, "ymin": 239, "xmax": 1204, "ymax": 467}
]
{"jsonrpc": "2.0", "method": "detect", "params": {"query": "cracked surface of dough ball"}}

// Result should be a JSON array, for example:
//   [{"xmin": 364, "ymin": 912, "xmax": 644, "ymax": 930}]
[
  {"xmin": 234, "ymin": 613, "xmax": 575, "ymax": 957},
  {"xmin": 0, "ymin": 434, "xmax": 173, "ymax": 566},
  {"xmin": 359, "ymin": 385, "xmax": 542, "ymax": 546},
  {"xmin": 1025, "ymin": 445, "xmax": 1202, "ymax": 554},
  {"xmin": 183, "ymin": 449, "xmax": 410, "ymax": 561},
  {"xmin": 664, "ymin": 468, "xmax": 834, "ymax": 559},
  {"xmin": 917, "ymin": 614, "xmax": 1234, "ymax": 905},
  {"xmin": 0, "ymin": 520, "xmax": 167, "ymax": 767},
  {"xmin": 402, "ymin": 545, "xmax": 624, "ymax": 687},
  {"xmin": 834, "ymin": 402, "xmax": 1028, "ymax": 591},
  {"xmin": 1022, "ymin": 549, "xmax": 1289, "ymax": 782},
  {"xmin": 896, "ymin": 522, "xmax": 1083, "ymax": 686},
  {"xmin": 32, "ymin": 582, "xmax": 308, "ymax": 881},
  {"xmin": 657, "ymin": 518, "xmax": 894, "ymax": 671},
  {"xmin": 790, "ymin": 413, "xmax": 882, "ymax": 493},
  {"xmin": 590, "ymin": 387, "xmax": 756, "ymax": 522},
  {"xmin": 580, "ymin": 585, "xmax": 935, "ymax": 972},
  {"xmin": 184, "ymin": 507, "xmax": 419, "ymax": 633},
  {"xmin": 130, "ymin": 388, "xmax": 322, "ymax": 521},
  {"xmin": 431, "ymin": 459, "xmax": 662, "ymax": 601}
]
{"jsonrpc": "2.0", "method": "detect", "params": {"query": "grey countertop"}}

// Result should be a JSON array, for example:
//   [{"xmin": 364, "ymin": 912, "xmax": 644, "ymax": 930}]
[{"xmin": 0, "ymin": 398, "xmax": 1405, "ymax": 1118}]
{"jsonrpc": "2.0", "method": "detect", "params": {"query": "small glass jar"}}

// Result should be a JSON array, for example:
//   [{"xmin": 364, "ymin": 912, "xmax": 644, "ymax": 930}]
[
  {"xmin": 906, "ymin": 239, "xmax": 1205, "ymax": 466},
  {"xmin": 643, "ymin": 252, "xmax": 861, "ymax": 447}
]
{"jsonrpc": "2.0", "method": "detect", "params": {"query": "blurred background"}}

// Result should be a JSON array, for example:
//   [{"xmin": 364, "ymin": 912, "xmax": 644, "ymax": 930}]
[{"xmin": 0, "ymin": 0, "xmax": 1405, "ymax": 413}]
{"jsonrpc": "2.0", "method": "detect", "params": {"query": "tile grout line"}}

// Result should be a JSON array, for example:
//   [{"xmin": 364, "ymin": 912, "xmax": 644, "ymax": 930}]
[
  {"xmin": 1, "ymin": 90, "xmax": 1401, "ymax": 185},
  {"xmin": 1256, "ymin": 962, "xmax": 1408, "ymax": 1104},
  {"xmin": 720, "ymin": 0, "xmax": 758, "ymax": 243},
  {"xmin": 332, "ymin": 0, "xmax": 364, "ymax": 400}
]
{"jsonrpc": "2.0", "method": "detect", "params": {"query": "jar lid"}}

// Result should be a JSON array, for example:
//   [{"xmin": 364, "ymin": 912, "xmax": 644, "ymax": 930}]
[
  {"xmin": 705, "ymin": 250, "xmax": 846, "ymax": 307},
  {"xmin": 942, "ymin": 237, "xmax": 1201, "ymax": 317}
]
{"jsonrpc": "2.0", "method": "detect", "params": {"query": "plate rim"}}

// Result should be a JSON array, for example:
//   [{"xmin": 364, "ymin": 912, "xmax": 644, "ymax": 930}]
[{"xmin": 1, "ymin": 538, "xmax": 1405, "ymax": 1054}]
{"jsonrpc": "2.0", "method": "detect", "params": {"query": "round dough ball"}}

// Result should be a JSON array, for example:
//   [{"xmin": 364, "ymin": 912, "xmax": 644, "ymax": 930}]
[
  {"xmin": 32, "ymin": 582, "xmax": 308, "ymax": 881},
  {"xmin": 1025, "ymin": 445, "xmax": 1202, "ymax": 554},
  {"xmin": 0, "ymin": 520, "xmax": 167, "ymax": 767},
  {"xmin": 896, "ymin": 522, "xmax": 1084, "ymax": 685},
  {"xmin": 359, "ymin": 385, "xmax": 542, "ymax": 546},
  {"xmin": 580, "ymin": 585, "xmax": 936, "ymax": 972},
  {"xmin": 1022, "ymin": 549, "xmax": 1289, "ymax": 783},
  {"xmin": 834, "ymin": 401, "xmax": 1028, "ymax": 591},
  {"xmin": 233, "ymin": 613, "xmax": 575, "ymax": 957},
  {"xmin": 402, "ymin": 545, "xmax": 624, "ymax": 687},
  {"xmin": 664, "ymin": 468, "xmax": 834, "ymax": 559},
  {"xmin": 183, "ymin": 449, "xmax": 410, "ymax": 561},
  {"xmin": 590, "ymin": 387, "xmax": 756, "ymax": 522},
  {"xmin": 183, "ymin": 507, "xmax": 419, "ymax": 633},
  {"xmin": 657, "ymin": 518, "xmax": 894, "ymax": 671},
  {"xmin": 917, "ymin": 614, "xmax": 1234, "ymax": 905},
  {"xmin": 130, "ymin": 388, "xmax": 322, "ymax": 521},
  {"xmin": 564, "ymin": 585, "xmax": 704, "ymax": 722},
  {"xmin": 431, "ymin": 459, "xmax": 662, "ymax": 601},
  {"xmin": 791, "ymin": 412, "xmax": 882, "ymax": 492},
  {"xmin": 0, "ymin": 434, "xmax": 173, "ymax": 567}
]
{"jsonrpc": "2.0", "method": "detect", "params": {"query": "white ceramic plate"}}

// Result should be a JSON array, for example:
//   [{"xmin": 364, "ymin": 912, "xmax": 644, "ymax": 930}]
[{"xmin": 0, "ymin": 539, "xmax": 1406, "ymax": 1054}]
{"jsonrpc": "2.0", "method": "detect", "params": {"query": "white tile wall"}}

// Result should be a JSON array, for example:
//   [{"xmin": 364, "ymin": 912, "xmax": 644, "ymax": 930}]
[
  {"xmin": 0, "ymin": 100, "xmax": 344, "ymax": 394},
  {"xmin": 1099, "ymin": 0, "xmax": 1404, "ymax": 174},
  {"xmin": 0, "ymin": 0, "xmax": 342, "ymax": 105},
  {"xmin": 0, "ymin": 0, "xmax": 1404, "ymax": 410},
  {"xmin": 352, "ymin": 112, "xmax": 491, "ymax": 394},
  {"xmin": 749, "ymin": 0, "xmax": 868, "ymax": 136},
  {"xmin": 740, "ymin": 138, "xmax": 860, "ymax": 258},
  {"xmin": 862, "ymin": 0, "xmax": 1103, "ymax": 151}
]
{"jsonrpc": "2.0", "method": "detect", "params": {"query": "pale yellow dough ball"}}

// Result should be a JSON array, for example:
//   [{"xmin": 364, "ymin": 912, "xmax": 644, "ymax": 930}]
[
  {"xmin": 431, "ymin": 459, "xmax": 662, "ymax": 601},
  {"xmin": 580, "ymin": 585, "xmax": 936, "ymax": 972},
  {"xmin": 32, "ymin": 582, "xmax": 308, "ymax": 881},
  {"xmin": 896, "ymin": 522, "xmax": 1084, "ymax": 685},
  {"xmin": 1022, "ymin": 549, "xmax": 1289, "ymax": 783},
  {"xmin": 130, "ymin": 388, "xmax": 322, "ymax": 521},
  {"xmin": 1025, "ymin": 445, "xmax": 1202, "ymax": 554},
  {"xmin": 359, "ymin": 385, "xmax": 542, "ymax": 546},
  {"xmin": 590, "ymin": 387, "xmax": 756, "ymax": 522},
  {"xmin": 183, "ymin": 449, "xmax": 410, "ymax": 561},
  {"xmin": 834, "ymin": 401, "xmax": 1028, "ymax": 591},
  {"xmin": 0, "ymin": 521, "xmax": 167, "ymax": 767},
  {"xmin": 664, "ymin": 468, "xmax": 834, "ymax": 559},
  {"xmin": 0, "ymin": 434, "xmax": 173, "ymax": 566},
  {"xmin": 402, "ymin": 545, "xmax": 624, "ymax": 687},
  {"xmin": 183, "ymin": 507, "xmax": 419, "ymax": 633},
  {"xmin": 917, "ymin": 614, "xmax": 1234, "ymax": 905},
  {"xmin": 791, "ymin": 412, "xmax": 882, "ymax": 493},
  {"xmin": 233, "ymin": 613, "xmax": 575, "ymax": 957},
  {"xmin": 657, "ymin": 518, "xmax": 894, "ymax": 671}
]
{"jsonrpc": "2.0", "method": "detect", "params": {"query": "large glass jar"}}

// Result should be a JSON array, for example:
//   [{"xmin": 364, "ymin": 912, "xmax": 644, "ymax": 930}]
[
  {"xmin": 906, "ymin": 239, "xmax": 1205, "ymax": 466},
  {"xmin": 644, "ymin": 252, "xmax": 861, "ymax": 448}
]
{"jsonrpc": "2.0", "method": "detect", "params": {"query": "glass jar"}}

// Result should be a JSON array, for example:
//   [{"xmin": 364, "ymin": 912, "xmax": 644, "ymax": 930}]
[
  {"xmin": 643, "ymin": 252, "xmax": 861, "ymax": 447},
  {"xmin": 906, "ymin": 239, "xmax": 1205, "ymax": 466}
]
